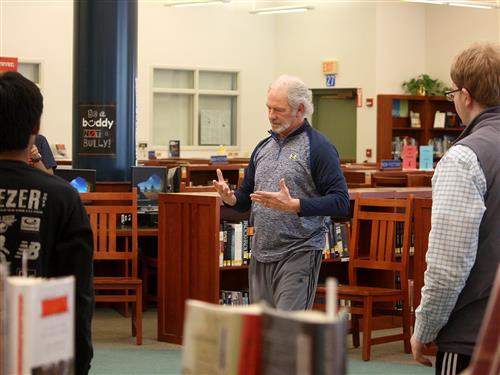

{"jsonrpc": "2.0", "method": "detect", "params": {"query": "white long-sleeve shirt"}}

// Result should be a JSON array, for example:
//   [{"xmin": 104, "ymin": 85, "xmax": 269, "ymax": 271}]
[{"xmin": 414, "ymin": 144, "xmax": 487, "ymax": 343}]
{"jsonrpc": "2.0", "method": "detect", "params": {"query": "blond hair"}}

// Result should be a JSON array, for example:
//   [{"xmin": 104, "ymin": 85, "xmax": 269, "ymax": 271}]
[{"xmin": 450, "ymin": 42, "xmax": 500, "ymax": 107}]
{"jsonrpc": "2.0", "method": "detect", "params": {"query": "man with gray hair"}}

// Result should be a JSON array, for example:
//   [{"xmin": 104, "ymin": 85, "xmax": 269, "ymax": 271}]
[{"xmin": 213, "ymin": 75, "xmax": 349, "ymax": 310}]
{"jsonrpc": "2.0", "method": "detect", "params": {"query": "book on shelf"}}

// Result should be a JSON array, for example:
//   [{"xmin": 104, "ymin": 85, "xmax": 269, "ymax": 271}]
[
  {"xmin": 220, "ymin": 221, "xmax": 253, "ymax": 267},
  {"xmin": 433, "ymin": 111, "xmax": 446, "ymax": 128},
  {"xmin": 168, "ymin": 140, "xmax": 180, "ymax": 157},
  {"xmin": 429, "ymin": 135, "xmax": 456, "ymax": 159},
  {"xmin": 181, "ymin": 297, "xmax": 347, "ymax": 375},
  {"xmin": 5, "ymin": 276, "xmax": 75, "ymax": 375},
  {"xmin": 444, "ymin": 112, "xmax": 461, "ymax": 128},
  {"xmin": 410, "ymin": 111, "xmax": 421, "ymax": 128},
  {"xmin": 391, "ymin": 100, "xmax": 408, "ymax": 118},
  {"xmin": 402, "ymin": 145, "xmax": 417, "ymax": 170},
  {"xmin": 419, "ymin": 145, "xmax": 434, "ymax": 171}
]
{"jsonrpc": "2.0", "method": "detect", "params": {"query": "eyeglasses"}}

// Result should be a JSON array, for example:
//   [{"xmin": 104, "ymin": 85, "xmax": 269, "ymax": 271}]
[{"xmin": 444, "ymin": 88, "xmax": 461, "ymax": 102}]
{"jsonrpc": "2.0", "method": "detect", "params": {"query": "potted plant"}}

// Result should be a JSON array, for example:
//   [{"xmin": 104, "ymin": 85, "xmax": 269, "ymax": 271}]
[{"xmin": 402, "ymin": 74, "xmax": 449, "ymax": 96}]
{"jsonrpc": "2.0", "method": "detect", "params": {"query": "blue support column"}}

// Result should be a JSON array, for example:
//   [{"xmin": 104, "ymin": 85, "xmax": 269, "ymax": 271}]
[{"xmin": 73, "ymin": 0, "xmax": 137, "ymax": 181}]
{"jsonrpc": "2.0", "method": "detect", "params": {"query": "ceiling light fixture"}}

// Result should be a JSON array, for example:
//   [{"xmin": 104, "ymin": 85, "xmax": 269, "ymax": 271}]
[
  {"xmin": 448, "ymin": 2, "xmax": 494, "ymax": 9},
  {"xmin": 165, "ymin": 0, "xmax": 229, "ymax": 8},
  {"xmin": 405, "ymin": 0, "xmax": 446, "ymax": 4},
  {"xmin": 250, "ymin": 5, "xmax": 314, "ymax": 15}
]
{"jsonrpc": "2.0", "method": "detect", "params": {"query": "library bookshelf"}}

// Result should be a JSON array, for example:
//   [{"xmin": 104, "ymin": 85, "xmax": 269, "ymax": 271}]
[
  {"xmin": 156, "ymin": 192, "xmax": 349, "ymax": 344},
  {"xmin": 377, "ymin": 95, "xmax": 464, "ymax": 162}
]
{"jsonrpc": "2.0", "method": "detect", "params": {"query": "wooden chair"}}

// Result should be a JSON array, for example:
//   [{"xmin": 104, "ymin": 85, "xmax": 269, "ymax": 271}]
[
  {"xmin": 371, "ymin": 172, "xmax": 408, "ymax": 187},
  {"xmin": 406, "ymin": 173, "xmax": 432, "ymax": 187},
  {"xmin": 336, "ymin": 194, "xmax": 413, "ymax": 360},
  {"xmin": 80, "ymin": 189, "xmax": 142, "ymax": 345}
]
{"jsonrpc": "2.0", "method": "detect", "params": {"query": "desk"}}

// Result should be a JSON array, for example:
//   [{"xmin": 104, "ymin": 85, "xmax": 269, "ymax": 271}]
[{"xmin": 349, "ymin": 186, "xmax": 432, "ymax": 199}]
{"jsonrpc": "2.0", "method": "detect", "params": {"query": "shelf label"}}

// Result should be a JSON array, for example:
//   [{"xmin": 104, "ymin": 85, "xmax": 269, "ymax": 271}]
[{"xmin": 381, "ymin": 159, "xmax": 401, "ymax": 169}]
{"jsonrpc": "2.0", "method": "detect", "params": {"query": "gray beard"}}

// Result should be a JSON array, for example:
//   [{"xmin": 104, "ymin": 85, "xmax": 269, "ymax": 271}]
[{"xmin": 272, "ymin": 121, "xmax": 292, "ymax": 135}]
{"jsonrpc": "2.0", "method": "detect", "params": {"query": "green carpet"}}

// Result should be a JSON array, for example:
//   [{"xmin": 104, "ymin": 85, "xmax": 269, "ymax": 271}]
[{"xmin": 91, "ymin": 348, "xmax": 433, "ymax": 375}]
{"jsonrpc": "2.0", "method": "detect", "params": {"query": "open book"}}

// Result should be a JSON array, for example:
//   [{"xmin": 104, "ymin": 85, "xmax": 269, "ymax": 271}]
[
  {"xmin": 5, "ymin": 276, "xmax": 75, "ymax": 375},
  {"xmin": 181, "ymin": 299, "xmax": 347, "ymax": 375}
]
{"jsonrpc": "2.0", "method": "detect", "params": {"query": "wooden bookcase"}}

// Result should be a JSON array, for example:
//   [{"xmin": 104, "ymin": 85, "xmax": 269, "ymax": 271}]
[
  {"xmin": 377, "ymin": 95, "xmax": 464, "ymax": 162},
  {"xmin": 156, "ymin": 192, "xmax": 348, "ymax": 344}
]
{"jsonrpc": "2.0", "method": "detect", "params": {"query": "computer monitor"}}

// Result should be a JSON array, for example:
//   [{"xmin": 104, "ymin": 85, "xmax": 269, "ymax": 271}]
[
  {"xmin": 166, "ymin": 166, "xmax": 181, "ymax": 193},
  {"xmin": 55, "ymin": 168, "xmax": 96, "ymax": 193},
  {"xmin": 131, "ymin": 166, "xmax": 168, "ymax": 209}
]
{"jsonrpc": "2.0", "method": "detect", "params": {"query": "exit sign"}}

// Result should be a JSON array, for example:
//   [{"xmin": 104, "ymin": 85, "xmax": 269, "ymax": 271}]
[{"xmin": 322, "ymin": 60, "xmax": 338, "ymax": 74}]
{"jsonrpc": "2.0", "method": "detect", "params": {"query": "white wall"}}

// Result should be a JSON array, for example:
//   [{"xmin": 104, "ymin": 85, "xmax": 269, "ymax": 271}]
[
  {"xmin": 425, "ymin": 5, "xmax": 499, "ymax": 85},
  {"xmin": 274, "ymin": 2, "xmax": 378, "ymax": 162},
  {"xmin": 1, "ymin": 1, "xmax": 499, "ymax": 162},
  {"xmin": 0, "ymin": 0, "xmax": 73, "ymax": 154},
  {"xmin": 137, "ymin": 2, "xmax": 275, "ymax": 158}
]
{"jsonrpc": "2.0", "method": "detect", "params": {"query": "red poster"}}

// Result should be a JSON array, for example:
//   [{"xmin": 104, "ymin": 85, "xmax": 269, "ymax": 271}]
[
  {"xmin": 0, "ymin": 56, "xmax": 18, "ymax": 72},
  {"xmin": 402, "ymin": 145, "xmax": 417, "ymax": 170}
]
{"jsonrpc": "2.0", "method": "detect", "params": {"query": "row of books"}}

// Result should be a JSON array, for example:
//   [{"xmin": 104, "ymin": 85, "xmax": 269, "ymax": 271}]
[
  {"xmin": 392, "ymin": 135, "xmax": 457, "ymax": 161},
  {"xmin": 182, "ymin": 288, "xmax": 347, "ymax": 375},
  {"xmin": 220, "ymin": 289, "xmax": 250, "ymax": 306},
  {"xmin": 391, "ymin": 99, "xmax": 409, "ymax": 118},
  {"xmin": 0, "ymin": 264, "xmax": 75, "ymax": 375},
  {"xmin": 324, "ymin": 222, "xmax": 350, "ymax": 260},
  {"xmin": 429, "ymin": 135, "xmax": 457, "ymax": 158},
  {"xmin": 219, "ymin": 220, "xmax": 254, "ymax": 267},
  {"xmin": 433, "ymin": 111, "xmax": 462, "ymax": 128}
]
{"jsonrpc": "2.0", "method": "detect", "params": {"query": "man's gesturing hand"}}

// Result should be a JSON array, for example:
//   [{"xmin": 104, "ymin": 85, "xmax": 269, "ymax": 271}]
[
  {"xmin": 212, "ymin": 168, "xmax": 237, "ymax": 206},
  {"xmin": 250, "ymin": 178, "xmax": 300, "ymax": 214}
]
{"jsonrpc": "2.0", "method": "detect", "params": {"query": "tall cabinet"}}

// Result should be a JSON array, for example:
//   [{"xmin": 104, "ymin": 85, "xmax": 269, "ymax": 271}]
[
  {"xmin": 377, "ymin": 95, "xmax": 464, "ymax": 162},
  {"xmin": 157, "ymin": 192, "xmax": 249, "ymax": 344}
]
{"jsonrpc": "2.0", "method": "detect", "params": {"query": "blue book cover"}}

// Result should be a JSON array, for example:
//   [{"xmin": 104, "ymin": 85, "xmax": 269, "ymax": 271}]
[
  {"xmin": 419, "ymin": 145, "xmax": 434, "ymax": 170},
  {"xmin": 392, "ymin": 100, "xmax": 400, "ymax": 117}
]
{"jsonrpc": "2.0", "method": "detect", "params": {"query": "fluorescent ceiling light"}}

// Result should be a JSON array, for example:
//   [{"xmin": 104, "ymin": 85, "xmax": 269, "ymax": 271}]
[
  {"xmin": 165, "ymin": 0, "xmax": 229, "ymax": 8},
  {"xmin": 250, "ymin": 5, "xmax": 314, "ymax": 15},
  {"xmin": 448, "ymin": 2, "xmax": 494, "ymax": 9},
  {"xmin": 405, "ymin": 0, "xmax": 446, "ymax": 4}
]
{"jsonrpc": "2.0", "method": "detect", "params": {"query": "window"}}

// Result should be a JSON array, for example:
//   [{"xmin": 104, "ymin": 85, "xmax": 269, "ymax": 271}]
[{"xmin": 152, "ymin": 68, "xmax": 239, "ymax": 148}]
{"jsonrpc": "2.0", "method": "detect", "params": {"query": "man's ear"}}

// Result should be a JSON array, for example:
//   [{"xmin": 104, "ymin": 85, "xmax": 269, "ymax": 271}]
[
  {"xmin": 296, "ymin": 103, "xmax": 305, "ymax": 118},
  {"xmin": 31, "ymin": 120, "xmax": 41, "ymax": 135},
  {"xmin": 463, "ymin": 88, "xmax": 474, "ymax": 107}
]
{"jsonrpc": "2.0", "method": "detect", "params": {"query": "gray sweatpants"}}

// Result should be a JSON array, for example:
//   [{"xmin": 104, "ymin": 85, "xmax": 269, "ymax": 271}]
[{"xmin": 249, "ymin": 250, "xmax": 323, "ymax": 311}]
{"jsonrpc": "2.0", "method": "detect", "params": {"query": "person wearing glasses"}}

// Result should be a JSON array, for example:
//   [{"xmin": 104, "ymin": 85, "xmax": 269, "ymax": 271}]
[{"xmin": 411, "ymin": 42, "xmax": 500, "ymax": 375}]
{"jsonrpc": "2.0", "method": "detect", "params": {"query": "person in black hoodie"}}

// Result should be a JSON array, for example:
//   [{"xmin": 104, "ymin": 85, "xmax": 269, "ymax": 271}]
[{"xmin": 0, "ymin": 71, "xmax": 94, "ymax": 374}]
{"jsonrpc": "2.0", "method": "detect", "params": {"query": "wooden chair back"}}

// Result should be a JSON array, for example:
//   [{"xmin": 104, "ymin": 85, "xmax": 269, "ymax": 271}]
[
  {"xmin": 349, "ymin": 193, "xmax": 414, "ymax": 291},
  {"xmin": 406, "ymin": 174, "xmax": 432, "ymax": 187},
  {"xmin": 80, "ymin": 189, "xmax": 138, "ymax": 277},
  {"xmin": 371, "ymin": 172, "xmax": 408, "ymax": 187}
]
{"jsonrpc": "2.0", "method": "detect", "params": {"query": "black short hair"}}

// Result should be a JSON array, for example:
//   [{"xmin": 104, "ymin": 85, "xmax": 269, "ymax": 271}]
[{"xmin": 0, "ymin": 71, "xmax": 43, "ymax": 152}]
